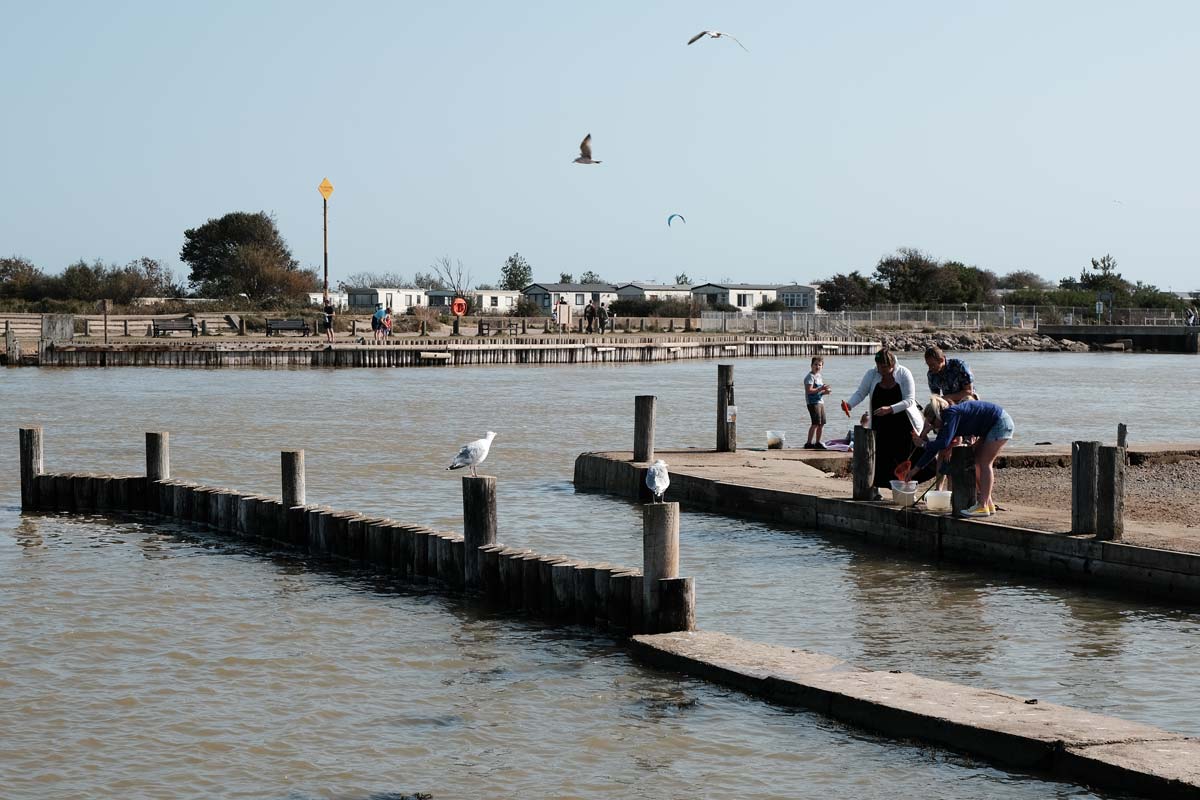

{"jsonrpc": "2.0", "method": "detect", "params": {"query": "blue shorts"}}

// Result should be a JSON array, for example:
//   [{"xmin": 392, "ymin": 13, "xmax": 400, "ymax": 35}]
[{"xmin": 985, "ymin": 411, "xmax": 1014, "ymax": 442}]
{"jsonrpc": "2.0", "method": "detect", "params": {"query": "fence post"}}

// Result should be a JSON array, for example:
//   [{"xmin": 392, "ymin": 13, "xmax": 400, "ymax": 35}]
[
  {"xmin": 634, "ymin": 395, "xmax": 656, "ymax": 462},
  {"xmin": 1096, "ymin": 446, "xmax": 1125, "ymax": 541},
  {"xmin": 463, "ymin": 476, "xmax": 497, "ymax": 590},
  {"xmin": 852, "ymin": 426, "xmax": 875, "ymax": 500},
  {"xmin": 1117, "ymin": 423, "xmax": 1127, "ymax": 448},
  {"xmin": 716, "ymin": 364, "xmax": 736, "ymax": 452},
  {"xmin": 643, "ymin": 502, "xmax": 680, "ymax": 633},
  {"xmin": 146, "ymin": 432, "xmax": 170, "ymax": 481},
  {"xmin": 950, "ymin": 446, "xmax": 977, "ymax": 515},
  {"xmin": 19, "ymin": 427, "xmax": 44, "ymax": 509},
  {"xmin": 1070, "ymin": 441, "xmax": 1100, "ymax": 534},
  {"xmin": 281, "ymin": 450, "xmax": 305, "ymax": 508}
]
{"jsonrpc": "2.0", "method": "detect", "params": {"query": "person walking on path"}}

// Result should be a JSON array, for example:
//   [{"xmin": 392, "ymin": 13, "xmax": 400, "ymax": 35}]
[
  {"xmin": 371, "ymin": 303, "xmax": 386, "ymax": 342},
  {"xmin": 584, "ymin": 301, "xmax": 597, "ymax": 333},
  {"xmin": 841, "ymin": 348, "xmax": 928, "ymax": 499},
  {"xmin": 597, "ymin": 303, "xmax": 609, "ymax": 334},
  {"xmin": 322, "ymin": 295, "xmax": 336, "ymax": 343},
  {"xmin": 803, "ymin": 356, "xmax": 832, "ymax": 449},
  {"xmin": 907, "ymin": 396, "xmax": 1014, "ymax": 518},
  {"xmin": 925, "ymin": 346, "xmax": 976, "ymax": 403}
]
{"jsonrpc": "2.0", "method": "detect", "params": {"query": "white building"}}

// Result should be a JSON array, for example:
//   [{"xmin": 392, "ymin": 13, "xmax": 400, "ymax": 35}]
[
  {"xmin": 426, "ymin": 289, "xmax": 522, "ymax": 315},
  {"xmin": 691, "ymin": 283, "xmax": 780, "ymax": 314},
  {"xmin": 345, "ymin": 287, "xmax": 428, "ymax": 314},
  {"xmin": 522, "ymin": 283, "xmax": 620, "ymax": 314},
  {"xmin": 614, "ymin": 282, "xmax": 694, "ymax": 302},
  {"xmin": 775, "ymin": 284, "xmax": 822, "ymax": 312},
  {"xmin": 307, "ymin": 291, "xmax": 349, "ymax": 310}
]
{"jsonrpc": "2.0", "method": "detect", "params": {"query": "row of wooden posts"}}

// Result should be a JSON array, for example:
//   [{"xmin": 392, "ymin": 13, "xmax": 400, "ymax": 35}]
[{"xmin": 16, "ymin": 428, "xmax": 695, "ymax": 634}]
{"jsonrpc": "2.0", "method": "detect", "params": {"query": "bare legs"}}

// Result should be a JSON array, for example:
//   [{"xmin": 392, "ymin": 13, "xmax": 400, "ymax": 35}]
[{"xmin": 973, "ymin": 438, "xmax": 1008, "ymax": 507}]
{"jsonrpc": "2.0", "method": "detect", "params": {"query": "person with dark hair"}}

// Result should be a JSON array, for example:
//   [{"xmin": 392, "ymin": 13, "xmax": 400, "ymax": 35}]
[
  {"xmin": 584, "ymin": 301, "xmax": 597, "ymax": 333},
  {"xmin": 597, "ymin": 302, "xmax": 609, "ymax": 333},
  {"xmin": 322, "ymin": 295, "xmax": 336, "ymax": 343},
  {"xmin": 924, "ymin": 346, "xmax": 976, "ymax": 403}
]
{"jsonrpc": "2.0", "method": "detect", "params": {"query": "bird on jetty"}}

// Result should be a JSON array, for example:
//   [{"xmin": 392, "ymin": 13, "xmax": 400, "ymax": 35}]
[
  {"xmin": 573, "ymin": 133, "xmax": 601, "ymax": 164},
  {"xmin": 646, "ymin": 459, "xmax": 670, "ymax": 502},
  {"xmin": 687, "ymin": 30, "xmax": 748, "ymax": 51},
  {"xmin": 447, "ymin": 431, "xmax": 496, "ymax": 477}
]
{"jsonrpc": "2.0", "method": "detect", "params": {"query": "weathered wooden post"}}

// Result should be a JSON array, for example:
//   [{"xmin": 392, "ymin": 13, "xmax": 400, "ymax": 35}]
[
  {"xmin": 19, "ymin": 427, "xmax": 44, "ymax": 509},
  {"xmin": 851, "ymin": 426, "xmax": 875, "ymax": 500},
  {"xmin": 5, "ymin": 328, "xmax": 20, "ymax": 366},
  {"xmin": 1117, "ymin": 423, "xmax": 1127, "ymax": 448},
  {"xmin": 634, "ymin": 395, "xmax": 656, "ymax": 463},
  {"xmin": 146, "ymin": 432, "xmax": 169, "ymax": 481},
  {"xmin": 716, "ymin": 364, "xmax": 736, "ymax": 452},
  {"xmin": 122, "ymin": 319, "xmax": 130, "ymax": 337},
  {"xmin": 643, "ymin": 502, "xmax": 680, "ymax": 633},
  {"xmin": 1070, "ymin": 441, "xmax": 1100, "ymax": 534},
  {"xmin": 238, "ymin": 318, "xmax": 247, "ymax": 336},
  {"xmin": 657, "ymin": 577, "xmax": 696, "ymax": 632},
  {"xmin": 950, "ymin": 446, "xmax": 977, "ymax": 516},
  {"xmin": 477, "ymin": 318, "xmax": 485, "ymax": 336},
  {"xmin": 200, "ymin": 319, "xmax": 208, "ymax": 336},
  {"xmin": 1096, "ymin": 445, "xmax": 1125, "ymax": 541},
  {"xmin": 281, "ymin": 450, "xmax": 305, "ymax": 508},
  {"xmin": 462, "ymin": 475, "xmax": 497, "ymax": 590},
  {"xmin": 521, "ymin": 318, "xmax": 527, "ymax": 334}
]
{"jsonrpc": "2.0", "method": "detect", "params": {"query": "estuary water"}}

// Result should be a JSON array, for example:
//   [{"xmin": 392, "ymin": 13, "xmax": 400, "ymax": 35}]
[{"xmin": 1, "ymin": 352, "xmax": 1196, "ymax": 799}]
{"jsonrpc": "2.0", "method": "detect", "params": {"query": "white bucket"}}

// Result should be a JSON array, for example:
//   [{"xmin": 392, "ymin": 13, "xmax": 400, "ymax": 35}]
[
  {"xmin": 926, "ymin": 490, "xmax": 952, "ymax": 512},
  {"xmin": 892, "ymin": 488, "xmax": 918, "ymax": 507},
  {"xmin": 766, "ymin": 430, "xmax": 786, "ymax": 449}
]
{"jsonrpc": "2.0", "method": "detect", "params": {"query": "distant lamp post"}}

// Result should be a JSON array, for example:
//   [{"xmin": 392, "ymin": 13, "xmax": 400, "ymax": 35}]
[{"xmin": 318, "ymin": 178, "xmax": 334, "ymax": 296}]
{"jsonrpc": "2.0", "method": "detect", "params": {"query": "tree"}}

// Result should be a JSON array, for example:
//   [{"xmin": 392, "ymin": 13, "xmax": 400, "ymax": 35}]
[
  {"xmin": 579, "ymin": 270, "xmax": 604, "ymax": 284},
  {"xmin": 997, "ymin": 270, "xmax": 1051, "ymax": 290},
  {"xmin": 231, "ymin": 244, "xmax": 319, "ymax": 302},
  {"xmin": 817, "ymin": 271, "xmax": 884, "ymax": 311},
  {"xmin": 180, "ymin": 211, "xmax": 299, "ymax": 297},
  {"xmin": 411, "ymin": 270, "xmax": 447, "ymax": 289},
  {"xmin": 1079, "ymin": 253, "xmax": 1129, "ymax": 294},
  {"xmin": 559, "ymin": 272, "xmax": 574, "ymax": 284},
  {"xmin": 499, "ymin": 252, "xmax": 532, "ymax": 290},
  {"xmin": 674, "ymin": 272, "xmax": 692, "ymax": 285},
  {"xmin": 872, "ymin": 248, "xmax": 941, "ymax": 304},
  {"xmin": 0, "ymin": 256, "xmax": 47, "ymax": 299},
  {"xmin": 430, "ymin": 255, "xmax": 473, "ymax": 297},
  {"xmin": 339, "ymin": 271, "xmax": 409, "ymax": 289}
]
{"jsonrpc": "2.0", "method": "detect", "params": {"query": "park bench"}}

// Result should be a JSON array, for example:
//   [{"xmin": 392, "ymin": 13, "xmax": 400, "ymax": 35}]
[
  {"xmin": 478, "ymin": 319, "xmax": 519, "ymax": 336},
  {"xmin": 266, "ymin": 318, "xmax": 312, "ymax": 337},
  {"xmin": 152, "ymin": 318, "xmax": 199, "ymax": 337}
]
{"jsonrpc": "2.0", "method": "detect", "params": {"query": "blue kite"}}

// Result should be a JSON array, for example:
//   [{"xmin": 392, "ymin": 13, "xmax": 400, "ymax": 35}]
[{"xmin": 667, "ymin": 214, "xmax": 686, "ymax": 227}]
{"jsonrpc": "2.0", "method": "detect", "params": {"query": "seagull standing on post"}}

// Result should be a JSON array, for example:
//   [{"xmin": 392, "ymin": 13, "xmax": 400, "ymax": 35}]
[
  {"xmin": 646, "ymin": 459, "xmax": 670, "ymax": 503},
  {"xmin": 687, "ymin": 30, "xmax": 749, "ymax": 51},
  {"xmin": 447, "ymin": 431, "xmax": 497, "ymax": 478},
  {"xmin": 573, "ymin": 133, "xmax": 602, "ymax": 164}
]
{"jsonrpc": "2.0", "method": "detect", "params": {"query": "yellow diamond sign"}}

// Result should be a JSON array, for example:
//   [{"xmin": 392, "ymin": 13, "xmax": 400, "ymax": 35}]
[{"xmin": 318, "ymin": 178, "xmax": 334, "ymax": 199}]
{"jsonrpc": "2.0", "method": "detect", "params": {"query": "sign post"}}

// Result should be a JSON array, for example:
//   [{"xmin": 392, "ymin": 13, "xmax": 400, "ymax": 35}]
[
  {"xmin": 96, "ymin": 299, "xmax": 113, "ymax": 344},
  {"xmin": 318, "ymin": 178, "xmax": 334, "ymax": 297},
  {"xmin": 1095, "ymin": 300, "xmax": 1104, "ymax": 323}
]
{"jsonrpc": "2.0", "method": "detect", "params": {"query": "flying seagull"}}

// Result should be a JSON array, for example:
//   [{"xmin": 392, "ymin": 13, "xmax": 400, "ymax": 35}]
[
  {"xmin": 687, "ymin": 30, "xmax": 748, "ymax": 51},
  {"xmin": 573, "ymin": 133, "xmax": 601, "ymax": 164},
  {"xmin": 447, "ymin": 431, "xmax": 496, "ymax": 477},
  {"xmin": 667, "ymin": 213, "xmax": 686, "ymax": 227},
  {"xmin": 646, "ymin": 459, "xmax": 670, "ymax": 503}
]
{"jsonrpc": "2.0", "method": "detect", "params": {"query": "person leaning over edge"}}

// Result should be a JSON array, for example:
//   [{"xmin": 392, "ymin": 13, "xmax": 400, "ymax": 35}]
[
  {"xmin": 907, "ymin": 395, "xmax": 1014, "ymax": 519},
  {"xmin": 924, "ymin": 346, "xmax": 976, "ymax": 403}
]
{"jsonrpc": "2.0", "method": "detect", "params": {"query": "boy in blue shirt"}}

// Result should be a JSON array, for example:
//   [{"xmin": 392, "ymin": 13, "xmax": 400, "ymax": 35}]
[{"xmin": 803, "ymin": 357, "xmax": 832, "ymax": 449}]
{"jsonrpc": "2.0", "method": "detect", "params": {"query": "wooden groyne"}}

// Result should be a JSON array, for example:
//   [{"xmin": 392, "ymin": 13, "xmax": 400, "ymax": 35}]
[{"xmin": 30, "ymin": 336, "xmax": 878, "ymax": 368}]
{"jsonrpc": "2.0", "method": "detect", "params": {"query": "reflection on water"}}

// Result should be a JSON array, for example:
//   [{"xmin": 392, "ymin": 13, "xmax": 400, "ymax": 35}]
[{"xmin": 0, "ymin": 355, "xmax": 1191, "ymax": 798}]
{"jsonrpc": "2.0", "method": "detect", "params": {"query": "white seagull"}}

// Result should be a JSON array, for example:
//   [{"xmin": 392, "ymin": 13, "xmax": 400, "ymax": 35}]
[
  {"xmin": 687, "ymin": 30, "xmax": 748, "ymax": 51},
  {"xmin": 573, "ymin": 133, "xmax": 601, "ymax": 164},
  {"xmin": 447, "ymin": 431, "xmax": 496, "ymax": 477},
  {"xmin": 646, "ymin": 459, "xmax": 670, "ymax": 502}
]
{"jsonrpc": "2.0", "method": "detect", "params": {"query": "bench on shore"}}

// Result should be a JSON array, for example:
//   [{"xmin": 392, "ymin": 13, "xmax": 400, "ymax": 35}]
[
  {"xmin": 266, "ymin": 318, "xmax": 312, "ymax": 337},
  {"xmin": 479, "ymin": 319, "xmax": 519, "ymax": 336},
  {"xmin": 152, "ymin": 318, "xmax": 199, "ymax": 337}
]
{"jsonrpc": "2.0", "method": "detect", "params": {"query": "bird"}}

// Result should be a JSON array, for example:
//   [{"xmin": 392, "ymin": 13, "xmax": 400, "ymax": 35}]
[
  {"xmin": 667, "ymin": 213, "xmax": 686, "ymax": 227},
  {"xmin": 573, "ymin": 133, "xmax": 601, "ymax": 164},
  {"xmin": 447, "ymin": 431, "xmax": 496, "ymax": 477},
  {"xmin": 687, "ymin": 30, "xmax": 748, "ymax": 51},
  {"xmin": 646, "ymin": 459, "xmax": 670, "ymax": 502}
]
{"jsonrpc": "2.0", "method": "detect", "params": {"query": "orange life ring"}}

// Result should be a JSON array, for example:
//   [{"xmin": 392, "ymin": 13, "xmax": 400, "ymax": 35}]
[{"xmin": 451, "ymin": 297, "xmax": 468, "ymax": 316}]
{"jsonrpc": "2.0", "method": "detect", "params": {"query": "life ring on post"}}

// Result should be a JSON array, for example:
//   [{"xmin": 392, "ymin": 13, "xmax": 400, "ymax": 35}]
[{"xmin": 451, "ymin": 296, "xmax": 468, "ymax": 317}]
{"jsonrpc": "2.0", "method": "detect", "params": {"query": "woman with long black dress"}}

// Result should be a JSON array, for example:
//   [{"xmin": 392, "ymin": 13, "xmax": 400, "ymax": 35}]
[{"xmin": 840, "ymin": 348, "xmax": 929, "ymax": 499}]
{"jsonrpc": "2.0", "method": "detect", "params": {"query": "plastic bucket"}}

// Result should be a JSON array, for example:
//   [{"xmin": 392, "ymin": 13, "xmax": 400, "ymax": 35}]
[
  {"xmin": 927, "ymin": 490, "xmax": 952, "ymax": 512},
  {"xmin": 766, "ymin": 430, "xmax": 786, "ymax": 449}
]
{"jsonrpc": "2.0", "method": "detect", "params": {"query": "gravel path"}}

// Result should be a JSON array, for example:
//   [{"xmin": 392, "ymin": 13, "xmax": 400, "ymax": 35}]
[{"xmin": 995, "ymin": 460, "xmax": 1200, "ymax": 528}]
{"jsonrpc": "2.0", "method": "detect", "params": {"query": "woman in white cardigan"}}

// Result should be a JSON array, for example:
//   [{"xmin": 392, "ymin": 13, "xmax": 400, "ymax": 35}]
[{"xmin": 840, "ymin": 348, "xmax": 926, "ymax": 497}]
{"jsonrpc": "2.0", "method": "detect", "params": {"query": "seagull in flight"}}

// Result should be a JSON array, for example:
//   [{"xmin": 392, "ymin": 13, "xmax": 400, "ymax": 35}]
[
  {"xmin": 646, "ymin": 460, "xmax": 670, "ymax": 503},
  {"xmin": 573, "ymin": 133, "xmax": 601, "ymax": 164},
  {"xmin": 447, "ymin": 431, "xmax": 496, "ymax": 477},
  {"xmin": 687, "ymin": 30, "xmax": 748, "ymax": 51}
]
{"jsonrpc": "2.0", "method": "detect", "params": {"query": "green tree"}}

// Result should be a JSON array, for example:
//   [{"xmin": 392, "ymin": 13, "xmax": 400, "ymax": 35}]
[
  {"xmin": 1078, "ymin": 253, "xmax": 1130, "ymax": 294},
  {"xmin": 0, "ymin": 256, "xmax": 47, "ymax": 299},
  {"xmin": 180, "ymin": 211, "xmax": 299, "ymax": 297},
  {"xmin": 997, "ymin": 270, "xmax": 1051, "ymax": 290},
  {"xmin": 817, "ymin": 271, "xmax": 884, "ymax": 311},
  {"xmin": 499, "ymin": 252, "xmax": 533, "ymax": 290},
  {"xmin": 579, "ymin": 270, "xmax": 604, "ymax": 284},
  {"xmin": 412, "ymin": 271, "xmax": 447, "ymax": 289},
  {"xmin": 872, "ymin": 248, "xmax": 941, "ymax": 304},
  {"xmin": 559, "ymin": 272, "xmax": 574, "ymax": 284},
  {"xmin": 674, "ymin": 272, "xmax": 692, "ymax": 285}
]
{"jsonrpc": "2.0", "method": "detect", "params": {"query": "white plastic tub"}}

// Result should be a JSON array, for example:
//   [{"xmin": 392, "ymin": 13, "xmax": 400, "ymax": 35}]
[{"xmin": 926, "ymin": 490, "xmax": 952, "ymax": 512}]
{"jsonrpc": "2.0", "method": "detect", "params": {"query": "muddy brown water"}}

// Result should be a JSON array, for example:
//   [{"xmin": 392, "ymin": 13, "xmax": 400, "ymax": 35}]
[{"xmin": 1, "ymin": 352, "xmax": 1194, "ymax": 799}]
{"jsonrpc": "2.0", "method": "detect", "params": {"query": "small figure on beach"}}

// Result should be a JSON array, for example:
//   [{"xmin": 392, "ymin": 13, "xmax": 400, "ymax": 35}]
[
  {"xmin": 908, "ymin": 397, "xmax": 1014, "ymax": 518},
  {"xmin": 925, "ymin": 346, "xmax": 976, "ymax": 403},
  {"xmin": 584, "ymin": 301, "xmax": 597, "ymax": 333},
  {"xmin": 597, "ymin": 303, "xmax": 609, "ymax": 334},
  {"xmin": 383, "ymin": 307, "xmax": 393, "ymax": 338},
  {"xmin": 371, "ymin": 303, "xmax": 386, "ymax": 342},
  {"xmin": 803, "ymin": 356, "xmax": 832, "ymax": 449},
  {"xmin": 322, "ymin": 295, "xmax": 335, "ymax": 343}
]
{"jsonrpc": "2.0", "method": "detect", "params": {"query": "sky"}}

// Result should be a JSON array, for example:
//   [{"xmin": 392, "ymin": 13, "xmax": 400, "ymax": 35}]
[{"xmin": 2, "ymin": 1, "xmax": 1198, "ymax": 291}]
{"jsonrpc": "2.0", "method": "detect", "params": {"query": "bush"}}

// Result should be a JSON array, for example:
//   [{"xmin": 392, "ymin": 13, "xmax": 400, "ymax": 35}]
[
  {"xmin": 609, "ymin": 297, "xmax": 701, "ymax": 317},
  {"xmin": 511, "ymin": 296, "xmax": 544, "ymax": 317},
  {"xmin": 754, "ymin": 299, "xmax": 788, "ymax": 312}
]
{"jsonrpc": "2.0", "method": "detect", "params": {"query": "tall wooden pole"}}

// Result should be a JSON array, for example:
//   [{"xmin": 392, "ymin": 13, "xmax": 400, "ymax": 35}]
[
  {"xmin": 322, "ymin": 196, "xmax": 329, "ymax": 297},
  {"xmin": 716, "ymin": 364, "xmax": 736, "ymax": 452},
  {"xmin": 643, "ymin": 502, "xmax": 680, "ymax": 633},
  {"xmin": 146, "ymin": 432, "xmax": 170, "ymax": 481},
  {"xmin": 1096, "ymin": 446, "xmax": 1126, "ymax": 541},
  {"xmin": 281, "ymin": 450, "xmax": 306, "ymax": 508},
  {"xmin": 851, "ymin": 425, "xmax": 876, "ymax": 500},
  {"xmin": 1070, "ymin": 441, "xmax": 1100, "ymax": 534},
  {"xmin": 19, "ymin": 427, "xmax": 44, "ymax": 509},
  {"xmin": 463, "ymin": 476, "xmax": 498, "ymax": 589},
  {"xmin": 634, "ymin": 395, "xmax": 656, "ymax": 463}
]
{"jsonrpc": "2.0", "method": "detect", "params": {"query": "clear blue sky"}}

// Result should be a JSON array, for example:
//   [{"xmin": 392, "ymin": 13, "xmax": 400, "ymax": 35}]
[{"xmin": 3, "ymin": 1, "xmax": 1197, "ymax": 290}]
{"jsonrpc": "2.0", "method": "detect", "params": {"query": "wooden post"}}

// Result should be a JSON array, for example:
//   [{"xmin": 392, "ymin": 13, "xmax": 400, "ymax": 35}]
[
  {"xmin": 200, "ymin": 319, "xmax": 208, "ymax": 336},
  {"xmin": 19, "ymin": 427, "xmax": 44, "ymax": 509},
  {"xmin": 146, "ymin": 431, "xmax": 169, "ymax": 481},
  {"xmin": 851, "ymin": 425, "xmax": 875, "ymax": 500},
  {"xmin": 351, "ymin": 319, "xmax": 358, "ymax": 336},
  {"xmin": 5, "ymin": 328, "xmax": 20, "ymax": 366},
  {"xmin": 657, "ymin": 577, "xmax": 696, "ymax": 632},
  {"xmin": 642, "ymin": 502, "xmax": 680, "ymax": 633},
  {"xmin": 1117, "ymin": 423, "xmax": 1127, "ymax": 448},
  {"xmin": 1096, "ymin": 446, "xmax": 1125, "ymax": 541},
  {"xmin": 1070, "ymin": 441, "xmax": 1100, "ymax": 534},
  {"xmin": 950, "ymin": 446, "xmax": 977, "ymax": 515},
  {"xmin": 123, "ymin": 319, "xmax": 129, "ymax": 337},
  {"xmin": 477, "ymin": 318, "xmax": 485, "ymax": 336},
  {"xmin": 281, "ymin": 450, "xmax": 305, "ymax": 508},
  {"xmin": 238, "ymin": 318, "xmax": 247, "ymax": 336},
  {"xmin": 462, "ymin": 475, "xmax": 497, "ymax": 590},
  {"xmin": 634, "ymin": 395, "xmax": 656, "ymax": 462},
  {"xmin": 716, "ymin": 364, "xmax": 736, "ymax": 452}
]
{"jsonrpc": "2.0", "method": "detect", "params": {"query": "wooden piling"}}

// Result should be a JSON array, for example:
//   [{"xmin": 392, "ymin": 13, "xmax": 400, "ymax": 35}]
[
  {"xmin": 851, "ymin": 426, "xmax": 876, "ymax": 501},
  {"xmin": 462, "ymin": 476, "xmax": 497, "ymax": 590},
  {"xmin": 950, "ymin": 446, "xmax": 977, "ymax": 515},
  {"xmin": 573, "ymin": 563, "xmax": 598, "ymax": 623},
  {"xmin": 480, "ymin": 544, "xmax": 505, "ymax": 599},
  {"xmin": 1097, "ymin": 446, "xmax": 1126, "ymax": 541},
  {"xmin": 634, "ymin": 395, "xmax": 656, "ymax": 462},
  {"xmin": 281, "ymin": 450, "xmax": 305, "ymax": 508},
  {"xmin": 607, "ymin": 570, "xmax": 635, "ymax": 630},
  {"xmin": 551, "ymin": 560, "xmax": 578, "ymax": 620},
  {"xmin": 19, "ymin": 427, "xmax": 43, "ymax": 509},
  {"xmin": 716, "ymin": 364, "xmax": 736, "ymax": 452},
  {"xmin": 643, "ymin": 502, "xmax": 680, "ymax": 632},
  {"xmin": 520, "ymin": 552, "xmax": 543, "ymax": 611},
  {"xmin": 1117, "ymin": 423, "xmax": 1128, "ymax": 448},
  {"xmin": 657, "ymin": 577, "xmax": 696, "ymax": 632},
  {"xmin": 1071, "ymin": 441, "xmax": 1100, "ymax": 534}
]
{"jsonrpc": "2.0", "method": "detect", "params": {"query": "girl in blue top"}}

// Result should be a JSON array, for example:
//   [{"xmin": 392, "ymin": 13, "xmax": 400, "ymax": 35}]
[{"xmin": 906, "ymin": 396, "xmax": 1014, "ymax": 518}]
